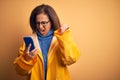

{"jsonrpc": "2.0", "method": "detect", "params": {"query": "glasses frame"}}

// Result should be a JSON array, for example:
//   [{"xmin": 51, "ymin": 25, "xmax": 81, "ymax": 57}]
[{"xmin": 36, "ymin": 20, "xmax": 50, "ymax": 27}]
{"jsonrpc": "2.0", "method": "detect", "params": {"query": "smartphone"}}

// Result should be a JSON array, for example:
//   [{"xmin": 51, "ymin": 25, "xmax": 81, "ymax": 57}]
[{"xmin": 23, "ymin": 36, "xmax": 35, "ymax": 51}]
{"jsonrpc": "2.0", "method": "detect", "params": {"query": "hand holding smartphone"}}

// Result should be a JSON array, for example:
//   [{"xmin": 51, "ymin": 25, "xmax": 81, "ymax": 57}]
[{"xmin": 23, "ymin": 36, "xmax": 38, "ymax": 61}]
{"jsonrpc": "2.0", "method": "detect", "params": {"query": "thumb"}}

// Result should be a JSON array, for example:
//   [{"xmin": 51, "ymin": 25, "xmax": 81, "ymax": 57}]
[{"xmin": 26, "ymin": 44, "xmax": 31, "ymax": 53}]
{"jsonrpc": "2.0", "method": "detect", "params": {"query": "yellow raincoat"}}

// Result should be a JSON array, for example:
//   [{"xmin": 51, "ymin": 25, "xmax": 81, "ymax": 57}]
[{"xmin": 14, "ymin": 28, "xmax": 80, "ymax": 80}]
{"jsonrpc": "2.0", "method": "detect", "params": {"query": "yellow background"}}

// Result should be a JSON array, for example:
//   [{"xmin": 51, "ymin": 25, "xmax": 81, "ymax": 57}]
[{"xmin": 0, "ymin": 0, "xmax": 120, "ymax": 80}]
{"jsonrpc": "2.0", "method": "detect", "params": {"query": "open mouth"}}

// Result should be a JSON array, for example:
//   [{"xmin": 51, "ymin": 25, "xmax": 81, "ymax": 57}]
[
  {"xmin": 38, "ymin": 28, "xmax": 46, "ymax": 36},
  {"xmin": 41, "ymin": 29, "xmax": 45, "ymax": 32},
  {"xmin": 40, "ymin": 29, "xmax": 46, "ymax": 35}
]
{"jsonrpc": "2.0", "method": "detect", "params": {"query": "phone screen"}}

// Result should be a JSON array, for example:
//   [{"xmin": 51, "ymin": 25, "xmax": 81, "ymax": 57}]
[{"xmin": 23, "ymin": 37, "xmax": 35, "ymax": 51}]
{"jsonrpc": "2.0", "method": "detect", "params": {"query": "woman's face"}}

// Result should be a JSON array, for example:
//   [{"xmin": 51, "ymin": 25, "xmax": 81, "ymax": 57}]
[{"xmin": 36, "ymin": 13, "xmax": 51, "ymax": 36}]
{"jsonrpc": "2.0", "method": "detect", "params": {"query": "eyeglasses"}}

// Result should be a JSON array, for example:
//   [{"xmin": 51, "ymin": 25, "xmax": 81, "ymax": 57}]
[{"xmin": 36, "ymin": 20, "xmax": 50, "ymax": 27}]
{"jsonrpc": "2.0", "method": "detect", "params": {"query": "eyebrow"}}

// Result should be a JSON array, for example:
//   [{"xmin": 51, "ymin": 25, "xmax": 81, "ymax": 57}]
[{"xmin": 36, "ymin": 20, "xmax": 49, "ymax": 24}]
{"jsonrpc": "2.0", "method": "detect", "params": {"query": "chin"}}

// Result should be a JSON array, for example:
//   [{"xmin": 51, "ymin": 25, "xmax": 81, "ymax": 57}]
[
  {"xmin": 41, "ymin": 32, "xmax": 47, "ymax": 36},
  {"xmin": 40, "ymin": 33, "xmax": 45, "ymax": 36}
]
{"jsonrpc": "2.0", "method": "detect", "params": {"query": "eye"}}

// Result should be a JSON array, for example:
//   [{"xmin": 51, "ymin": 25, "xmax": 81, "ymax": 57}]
[
  {"xmin": 41, "ymin": 21, "xmax": 46, "ymax": 25},
  {"xmin": 36, "ymin": 22, "xmax": 40, "ymax": 25}
]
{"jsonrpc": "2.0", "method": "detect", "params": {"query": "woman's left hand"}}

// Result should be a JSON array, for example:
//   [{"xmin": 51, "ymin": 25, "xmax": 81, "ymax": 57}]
[{"xmin": 59, "ymin": 24, "xmax": 69, "ymax": 34}]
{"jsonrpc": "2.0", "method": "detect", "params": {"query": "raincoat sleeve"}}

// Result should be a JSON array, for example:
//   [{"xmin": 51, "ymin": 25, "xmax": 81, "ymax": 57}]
[
  {"xmin": 54, "ymin": 28, "xmax": 80, "ymax": 66},
  {"xmin": 13, "ymin": 42, "xmax": 37, "ymax": 76}
]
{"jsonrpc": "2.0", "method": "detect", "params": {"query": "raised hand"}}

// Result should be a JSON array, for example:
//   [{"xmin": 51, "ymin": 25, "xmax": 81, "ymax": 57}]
[
  {"xmin": 59, "ymin": 24, "xmax": 69, "ymax": 34},
  {"xmin": 24, "ymin": 44, "xmax": 38, "ymax": 61}
]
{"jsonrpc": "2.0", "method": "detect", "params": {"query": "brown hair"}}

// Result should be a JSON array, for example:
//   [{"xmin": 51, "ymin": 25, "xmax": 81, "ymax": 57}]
[{"xmin": 30, "ymin": 4, "xmax": 61, "ymax": 32}]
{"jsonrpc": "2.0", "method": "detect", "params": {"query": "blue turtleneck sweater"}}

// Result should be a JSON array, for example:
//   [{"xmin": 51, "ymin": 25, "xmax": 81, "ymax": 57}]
[{"xmin": 36, "ymin": 29, "xmax": 53, "ymax": 80}]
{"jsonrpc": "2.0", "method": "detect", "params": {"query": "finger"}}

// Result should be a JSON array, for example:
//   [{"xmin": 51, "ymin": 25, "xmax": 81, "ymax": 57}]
[
  {"xmin": 26, "ymin": 44, "xmax": 31, "ymax": 53},
  {"xmin": 32, "ymin": 50, "xmax": 38, "ymax": 57},
  {"xmin": 60, "ymin": 24, "xmax": 69, "ymax": 31},
  {"xmin": 62, "ymin": 24, "xmax": 69, "ymax": 29},
  {"xmin": 30, "ymin": 48, "xmax": 38, "ymax": 56},
  {"xmin": 60, "ymin": 25, "xmax": 65, "ymax": 33},
  {"xmin": 32, "ymin": 49, "xmax": 38, "ymax": 55},
  {"xmin": 60, "ymin": 24, "xmax": 63, "ymax": 27},
  {"xmin": 33, "ymin": 49, "xmax": 38, "ymax": 55},
  {"xmin": 30, "ymin": 50, "xmax": 38, "ymax": 58},
  {"xmin": 24, "ymin": 53, "xmax": 32, "ymax": 61},
  {"xmin": 60, "ymin": 24, "xmax": 64, "ymax": 29},
  {"xmin": 24, "ymin": 44, "xmax": 31, "ymax": 54}
]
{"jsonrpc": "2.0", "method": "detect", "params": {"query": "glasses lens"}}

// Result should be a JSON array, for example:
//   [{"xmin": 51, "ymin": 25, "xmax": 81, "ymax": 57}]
[{"xmin": 36, "ymin": 21, "xmax": 49, "ymax": 26}]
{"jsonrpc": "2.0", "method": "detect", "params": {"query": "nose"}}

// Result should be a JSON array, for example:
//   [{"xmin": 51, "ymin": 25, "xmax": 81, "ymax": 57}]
[{"xmin": 39, "ymin": 24, "xmax": 45, "ymax": 30}]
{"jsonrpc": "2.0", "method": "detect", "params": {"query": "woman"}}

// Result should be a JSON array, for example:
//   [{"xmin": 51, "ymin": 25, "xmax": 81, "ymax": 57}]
[{"xmin": 14, "ymin": 4, "xmax": 80, "ymax": 80}]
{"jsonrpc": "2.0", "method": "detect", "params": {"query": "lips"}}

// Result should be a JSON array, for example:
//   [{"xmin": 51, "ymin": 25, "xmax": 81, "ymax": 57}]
[{"xmin": 39, "ymin": 29, "xmax": 46, "ymax": 35}]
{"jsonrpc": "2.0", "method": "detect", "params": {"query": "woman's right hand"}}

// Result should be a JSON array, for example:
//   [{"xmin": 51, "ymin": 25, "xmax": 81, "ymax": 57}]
[{"xmin": 24, "ymin": 44, "xmax": 38, "ymax": 61}]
